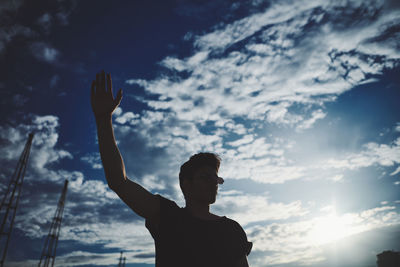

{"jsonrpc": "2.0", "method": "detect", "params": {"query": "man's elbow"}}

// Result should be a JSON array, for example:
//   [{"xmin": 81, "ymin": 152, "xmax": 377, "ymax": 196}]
[
  {"xmin": 106, "ymin": 176, "xmax": 125, "ymax": 192},
  {"xmin": 107, "ymin": 181, "xmax": 117, "ymax": 192}
]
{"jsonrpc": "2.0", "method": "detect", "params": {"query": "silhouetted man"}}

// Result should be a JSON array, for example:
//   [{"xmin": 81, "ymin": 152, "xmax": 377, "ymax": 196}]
[{"xmin": 91, "ymin": 71, "xmax": 252, "ymax": 267}]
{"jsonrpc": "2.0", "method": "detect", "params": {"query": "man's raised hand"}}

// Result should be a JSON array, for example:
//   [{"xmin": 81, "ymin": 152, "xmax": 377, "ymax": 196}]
[{"xmin": 90, "ymin": 70, "xmax": 122, "ymax": 118}]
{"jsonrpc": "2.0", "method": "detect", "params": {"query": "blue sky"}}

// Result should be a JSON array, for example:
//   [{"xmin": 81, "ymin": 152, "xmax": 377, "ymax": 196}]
[{"xmin": 0, "ymin": 0, "xmax": 399, "ymax": 266}]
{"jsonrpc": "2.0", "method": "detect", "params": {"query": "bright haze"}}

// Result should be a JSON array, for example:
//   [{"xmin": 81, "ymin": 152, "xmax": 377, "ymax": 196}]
[{"xmin": 1, "ymin": 0, "xmax": 399, "ymax": 266}]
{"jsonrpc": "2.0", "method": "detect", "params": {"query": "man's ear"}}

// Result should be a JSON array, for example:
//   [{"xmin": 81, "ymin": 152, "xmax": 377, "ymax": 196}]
[
  {"xmin": 181, "ymin": 179, "xmax": 192, "ymax": 197},
  {"xmin": 182, "ymin": 179, "xmax": 190, "ymax": 190}
]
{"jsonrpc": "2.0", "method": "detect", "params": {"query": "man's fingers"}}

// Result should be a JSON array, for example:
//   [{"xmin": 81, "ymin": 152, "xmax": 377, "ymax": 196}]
[
  {"xmin": 107, "ymin": 73, "xmax": 113, "ymax": 97},
  {"xmin": 101, "ymin": 70, "xmax": 106, "ymax": 92},
  {"xmin": 90, "ymin": 80, "xmax": 96, "ymax": 110},
  {"xmin": 91, "ymin": 80, "xmax": 95, "ymax": 97},
  {"xmin": 115, "ymin": 88, "xmax": 123, "ymax": 106},
  {"xmin": 96, "ymin": 73, "xmax": 100, "ymax": 93}
]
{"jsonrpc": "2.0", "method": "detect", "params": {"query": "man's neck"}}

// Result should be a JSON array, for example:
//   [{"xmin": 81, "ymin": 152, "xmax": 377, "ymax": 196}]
[{"xmin": 185, "ymin": 200, "xmax": 212, "ymax": 219}]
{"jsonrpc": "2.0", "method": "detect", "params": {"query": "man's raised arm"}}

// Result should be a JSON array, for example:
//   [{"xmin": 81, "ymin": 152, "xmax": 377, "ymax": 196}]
[{"xmin": 91, "ymin": 70, "xmax": 159, "ymax": 222}]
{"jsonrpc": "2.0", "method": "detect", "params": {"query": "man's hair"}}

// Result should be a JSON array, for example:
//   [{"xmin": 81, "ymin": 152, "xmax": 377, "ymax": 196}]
[{"xmin": 179, "ymin": 152, "xmax": 221, "ymax": 198}]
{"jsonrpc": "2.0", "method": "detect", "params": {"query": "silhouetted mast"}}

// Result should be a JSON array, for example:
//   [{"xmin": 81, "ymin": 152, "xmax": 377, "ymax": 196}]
[
  {"xmin": 38, "ymin": 179, "xmax": 68, "ymax": 267},
  {"xmin": 118, "ymin": 251, "xmax": 123, "ymax": 267},
  {"xmin": 0, "ymin": 133, "xmax": 34, "ymax": 267},
  {"xmin": 117, "ymin": 251, "xmax": 126, "ymax": 267}
]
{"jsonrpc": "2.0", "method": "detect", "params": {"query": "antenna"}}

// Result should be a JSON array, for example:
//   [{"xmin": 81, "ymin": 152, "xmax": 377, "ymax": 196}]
[
  {"xmin": 0, "ymin": 133, "xmax": 34, "ymax": 267},
  {"xmin": 118, "ymin": 251, "xmax": 123, "ymax": 267},
  {"xmin": 38, "ymin": 179, "xmax": 69, "ymax": 267}
]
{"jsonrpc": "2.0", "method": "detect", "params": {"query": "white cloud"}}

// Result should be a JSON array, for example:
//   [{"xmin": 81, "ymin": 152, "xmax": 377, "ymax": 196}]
[
  {"xmin": 81, "ymin": 153, "xmax": 102, "ymax": 169},
  {"xmin": 232, "ymin": 133, "xmax": 400, "ymax": 184},
  {"xmin": 296, "ymin": 109, "xmax": 327, "ymax": 131},
  {"xmin": 140, "ymin": 174, "xmax": 166, "ymax": 192},
  {"xmin": 330, "ymin": 174, "xmax": 344, "ymax": 182},
  {"xmin": 37, "ymin": 13, "xmax": 52, "ymax": 33},
  {"xmin": 227, "ymin": 134, "xmax": 254, "ymax": 147},
  {"xmin": 113, "ymin": 83, "xmax": 400, "ymax": 187},
  {"xmin": 193, "ymin": 0, "xmax": 323, "ymax": 50},
  {"xmin": 114, "ymin": 111, "xmax": 140, "ymax": 125},
  {"xmin": 0, "ymin": 115, "xmax": 72, "ymax": 171},
  {"xmin": 395, "ymin": 122, "xmax": 400, "ymax": 132},
  {"xmin": 0, "ymin": 24, "xmax": 35, "ymax": 53},
  {"xmin": 321, "ymin": 137, "xmax": 400, "ymax": 171},
  {"xmin": 30, "ymin": 42, "xmax": 60, "ymax": 63},
  {"xmin": 390, "ymin": 166, "xmax": 400, "ymax": 176},
  {"xmin": 125, "ymin": 0, "xmax": 399, "ymax": 151},
  {"xmin": 212, "ymin": 190, "xmax": 309, "ymax": 225},
  {"xmin": 50, "ymin": 74, "xmax": 60, "ymax": 88}
]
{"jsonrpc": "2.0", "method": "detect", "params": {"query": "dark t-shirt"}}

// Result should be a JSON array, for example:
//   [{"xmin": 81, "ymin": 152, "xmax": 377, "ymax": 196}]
[{"xmin": 145, "ymin": 195, "xmax": 252, "ymax": 267}]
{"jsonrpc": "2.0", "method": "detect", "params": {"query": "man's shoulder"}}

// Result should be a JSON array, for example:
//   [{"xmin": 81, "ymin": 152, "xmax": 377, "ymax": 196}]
[
  {"xmin": 220, "ymin": 216, "xmax": 248, "ymax": 238},
  {"xmin": 222, "ymin": 216, "xmax": 243, "ymax": 228},
  {"xmin": 221, "ymin": 216, "xmax": 253, "ymax": 256},
  {"xmin": 157, "ymin": 194, "xmax": 180, "ymax": 208},
  {"xmin": 145, "ymin": 195, "xmax": 181, "ymax": 238},
  {"xmin": 209, "ymin": 213, "xmax": 223, "ymax": 220}
]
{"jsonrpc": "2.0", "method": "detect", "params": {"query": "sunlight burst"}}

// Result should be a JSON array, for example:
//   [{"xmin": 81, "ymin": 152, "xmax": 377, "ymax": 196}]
[{"xmin": 308, "ymin": 212, "xmax": 355, "ymax": 246}]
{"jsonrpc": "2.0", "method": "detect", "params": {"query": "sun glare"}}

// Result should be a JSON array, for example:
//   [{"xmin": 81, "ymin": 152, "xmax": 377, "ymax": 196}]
[{"xmin": 308, "ymin": 212, "xmax": 355, "ymax": 246}]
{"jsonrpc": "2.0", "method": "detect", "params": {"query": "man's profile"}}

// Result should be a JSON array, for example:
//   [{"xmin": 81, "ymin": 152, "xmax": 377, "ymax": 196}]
[{"xmin": 90, "ymin": 70, "xmax": 252, "ymax": 266}]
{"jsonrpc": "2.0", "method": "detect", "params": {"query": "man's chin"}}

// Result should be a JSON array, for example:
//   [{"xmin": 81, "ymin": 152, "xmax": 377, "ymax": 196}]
[{"xmin": 208, "ymin": 196, "xmax": 217, "ymax": 204}]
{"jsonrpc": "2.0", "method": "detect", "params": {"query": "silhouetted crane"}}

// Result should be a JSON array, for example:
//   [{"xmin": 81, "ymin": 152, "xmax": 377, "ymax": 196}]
[
  {"xmin": 38, "ymin": 179, "xmax": 69, "ymax": 267},
  {"xmin": 0, "ymin": 133, "xmax": 34, "ymax": 267}
]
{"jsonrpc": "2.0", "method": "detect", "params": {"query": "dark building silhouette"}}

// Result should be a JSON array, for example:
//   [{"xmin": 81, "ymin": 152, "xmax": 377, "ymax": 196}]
[{"xmin": 377, "ymin": 250, "xmax": 400, "ymax": 267}]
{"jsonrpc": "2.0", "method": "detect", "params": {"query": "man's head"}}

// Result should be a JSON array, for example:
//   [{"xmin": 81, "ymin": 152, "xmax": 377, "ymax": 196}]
[{"xmin": 179, "ymin": 153, "xmax": 223, "ymax": 204}]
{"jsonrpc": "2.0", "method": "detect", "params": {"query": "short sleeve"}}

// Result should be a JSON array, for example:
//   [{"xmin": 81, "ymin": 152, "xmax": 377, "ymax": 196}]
[
  {"xmin": 244, "ymin": 240, "xmax": 253, "ymax": 256},
  {"xmin": 145, "ymin": 194, "xmax": 180, "ymax": 240},
  {"xmin": 232, "ymin": 220, "xmax": 252, "ymax": 257}
]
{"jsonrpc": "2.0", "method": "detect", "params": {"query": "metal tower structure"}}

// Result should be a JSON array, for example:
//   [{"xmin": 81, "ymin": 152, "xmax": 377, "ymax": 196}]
[
  {"xmin": 38, "ymin": 179, "xmax": 68, "ymax": 267},
  {"xmin": 118, "ymin": 251, "xmax": 126, "ymax": 267},
  {"xmin": 0, "ymin": 133, "xmax": 34, "ymax": 267},
  {"xmin": 118, "ymin": 251, "xmax": 123, "ymax": 267}
]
